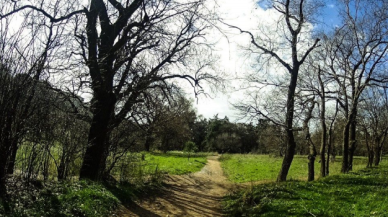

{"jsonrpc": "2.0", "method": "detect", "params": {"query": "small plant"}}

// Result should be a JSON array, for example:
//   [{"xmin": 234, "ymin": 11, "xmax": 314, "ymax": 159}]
[{"xmin": 183, "ymin": 141, "xmax": 198, "ymax": 161}]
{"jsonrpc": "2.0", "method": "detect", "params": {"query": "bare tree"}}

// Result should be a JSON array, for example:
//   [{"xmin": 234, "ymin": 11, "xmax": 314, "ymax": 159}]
[
  {"xmin": 0, "ymin": 4, "xmax": 65, "ymax": 195},
  {"xmin": 2, "ymin": 0, "xmax": 221, "ymax": 180},
  {"xmin": 323, "ymin": 0, "xmax": 388, "ymax": 172},
  {"xmin": 359, "ymin": 87, "xmax": 388, "ymax": 167},
  {"xmin": 228, "ymin": 0, "xmax": 321, "ymax": 181}
]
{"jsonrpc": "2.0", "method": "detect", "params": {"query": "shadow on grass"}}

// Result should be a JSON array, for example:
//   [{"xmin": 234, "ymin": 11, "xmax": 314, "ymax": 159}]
[{"xmin": 104, "ymin": 181, "xmax": 164, "ymax": 216}]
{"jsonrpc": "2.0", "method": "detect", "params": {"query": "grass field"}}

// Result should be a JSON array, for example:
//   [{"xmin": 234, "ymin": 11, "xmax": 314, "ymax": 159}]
[
  {"xmin": 142, "ymin": 152, "xmax": 209, "ymax": 175},
  {"xmin": 223, "ymin": 160, "xmax": 388, "ymax": 216},
  {"xmin": 220, "ymin": 154, "xmax": 368, "ymax": 183}
]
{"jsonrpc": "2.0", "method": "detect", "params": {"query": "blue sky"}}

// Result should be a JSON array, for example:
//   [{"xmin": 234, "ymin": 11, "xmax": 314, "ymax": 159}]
[
  {"xmin": 318, "ymin": 0, "xmax": 342, "ymax": 32},
  {"xmin": 258, "ymin": 0, "xmax": 342, "ymax": 32}
]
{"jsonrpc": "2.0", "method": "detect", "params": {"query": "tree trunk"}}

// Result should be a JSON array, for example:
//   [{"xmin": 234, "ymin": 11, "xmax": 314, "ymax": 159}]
[
  {"xmin": 57, "ymin": 158, "xmax": 66, "ymax": 180},
  {"xmin": 348, "ymin": 118, "xmax": 357, "ymax": 171},
  {"xmin": 308, "ymin": 154, "xmax": 316, "ymax": 181},
  {"xmin": 80, "ymin": 93, "xmax": 115, "ymax": 180},
  {"xmin": 308, "ymin": 137, "xmax": 317, "ymax": 181},
  {"xmin": 144, "ymin": 130, "xmax": 153, "ymax": 152},
  {"xmin": 319, "ymin": 98, "xmax": 327, "ymax": 177},
  {"xmin": 374, "ymin": 146, "xmax": 382, "ymax": 166},
  {"xmin": 277, "ymin": 71, "xmax": 298, "ymax": 182},
  {"xmin": 6, "ymin": 141, "xmax": 18, "ymax": 175},
  {"xmin": 341, "ymin": 121, "xmax": 350, "ymax": 173},
  {"xmin": 368, "ymin": 151, "xmax": 374, "ymax": 168},
  {"xmin": 0, "ymin": 146, "xmax": 8, "ymax": 195},
  {"xmin": 326, "ymin": 129, "xmax": 332, "ymax": 175}
]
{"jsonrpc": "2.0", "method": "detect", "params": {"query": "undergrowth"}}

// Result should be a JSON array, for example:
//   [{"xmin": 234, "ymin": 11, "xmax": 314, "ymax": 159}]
[{"xmin": 0, "ymin": 179, "xmax": 119, "ymax": 217}]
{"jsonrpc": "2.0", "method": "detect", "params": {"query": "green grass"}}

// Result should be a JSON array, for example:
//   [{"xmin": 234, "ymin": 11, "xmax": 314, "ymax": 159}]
[
  {"xmin": 143, "ymin": 152, "xmax": 208, "ymax": 175},
  {"xmin": 223, "ymin": 160, "xmax": 388, "ymax": 217},
  {"xmin": 220, "ymin": 154, "xmax": 368, "ymax": 183}
]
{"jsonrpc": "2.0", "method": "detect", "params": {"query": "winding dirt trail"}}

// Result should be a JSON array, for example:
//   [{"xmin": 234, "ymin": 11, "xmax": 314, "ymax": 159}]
[{"xmin": 117, "ymin": 155, "xmax": 235, "ymax": 217}]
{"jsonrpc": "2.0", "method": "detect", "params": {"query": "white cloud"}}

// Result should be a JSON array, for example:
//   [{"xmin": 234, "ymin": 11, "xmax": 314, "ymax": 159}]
[{"xmin": 189, "ymin": 0, "xmax": 287, "ymax": 122}]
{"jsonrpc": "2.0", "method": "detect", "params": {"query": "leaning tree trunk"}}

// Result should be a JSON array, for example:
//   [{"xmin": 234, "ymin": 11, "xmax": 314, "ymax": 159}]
[{"xmin": 277, "ymin": 70, "xmax": 298, "ymax": 182}]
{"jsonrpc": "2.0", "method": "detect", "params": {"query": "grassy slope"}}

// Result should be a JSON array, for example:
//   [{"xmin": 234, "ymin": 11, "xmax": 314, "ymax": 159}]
[
  {"xmin": 220, "ymin": 154, "xmax": 367, "ymax": 183},
  {"xmin": 223, "ymin": 160, "xmax": 388, "ymax": 217}
]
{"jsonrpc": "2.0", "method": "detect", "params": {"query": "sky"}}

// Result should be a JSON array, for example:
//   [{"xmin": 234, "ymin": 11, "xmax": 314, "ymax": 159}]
[{"xmin": 190, "ymin": 0, "xmax": 342, "ymax": 122}]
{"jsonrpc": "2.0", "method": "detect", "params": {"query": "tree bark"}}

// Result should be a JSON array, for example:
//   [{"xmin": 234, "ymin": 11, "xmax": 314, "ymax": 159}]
[
  {"xmin": 374, "ymin": 146, "xmax": 382, "ymax": 166},
  {"xmin": 308, "ymin": 154, "xmax": 316, "ymax": 181},
  {"xmin": 341, "ymin": 121, "xmax": 350, "ymax": 173},
  {"xmin": 318, "ymin": 71, "xmax": 327, "ymax": 177},
  {"xmin": 80, "ymin": 92, "xmax": 115, "ymax": 180},
  {"xmin": 348, "ymin": 115, "xmax": 357, "ymax": 171},
  {"xmin": 277, "ymin": 71, "xmax": 298, "ymax": 182}
]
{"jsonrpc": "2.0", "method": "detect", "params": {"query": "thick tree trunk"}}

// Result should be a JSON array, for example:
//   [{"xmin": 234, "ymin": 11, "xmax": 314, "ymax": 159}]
[
  {"xmin": 368, "ymin": 151, "xmax": 374, "ymax": 168},
  {"xmin": 341, "ymin": 122, "xmax": 350, "ymax": 173},
  {"xmin": 348, "ymin": 119, "xmax": 357, "ymax": 171},
  {"xmin": 374, "ymin": 146, "xmax": 382, "ymax": 166},
  {"xmin": 308, "ymin": 154, "xmax": 316, "ymax": 181},
  {"xmin": 80, "ymin": 94, "xmax": 115, "ymax": 180},
  {"xmin": 277, "ymin": 71, "xmax": 298, "ymax": 182}
]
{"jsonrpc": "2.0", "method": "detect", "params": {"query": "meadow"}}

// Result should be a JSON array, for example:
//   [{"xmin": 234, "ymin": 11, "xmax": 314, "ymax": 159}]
[
  {"xmin": 223, "ymin": 160, "xmax": 388, "ymax": 216},
  {"xmin": 220, "ymin": 154, "xmax": 368, "ymax": 183},
  {"xmin": 142, "ymin": 152, "xmax": 209, "ymax": 175}
]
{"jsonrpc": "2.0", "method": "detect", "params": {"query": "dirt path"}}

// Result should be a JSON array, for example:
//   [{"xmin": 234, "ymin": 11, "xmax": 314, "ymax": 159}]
[{"xmin": 117, "ymin": 155, "xmax": 235, "ymax": 217}]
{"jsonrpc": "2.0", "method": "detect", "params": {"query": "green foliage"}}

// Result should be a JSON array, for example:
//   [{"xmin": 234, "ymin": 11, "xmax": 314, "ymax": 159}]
[
  {"xmin": 183, "ymin": 141, "xmax": 198, "ymax": 153},
  {"xmin": 0, "ymin": 180, "xmax": 119, "ymax": 217},
  {"xmin": 220, "ymin": 154, "xmax": 368, "ymax": 183},
  {"xmin": 223, "ymin": 161, "xmax": 388, "ymax": 216},
  {"xmin": 57, "ymin": 181, "xmax": 119, "ymax": 216}
]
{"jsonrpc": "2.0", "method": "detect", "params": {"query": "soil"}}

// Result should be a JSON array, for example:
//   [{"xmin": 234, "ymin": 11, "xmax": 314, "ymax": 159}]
[{"xmin": 117, "ymin": 155, "xmax": 237, "ymax": 217}]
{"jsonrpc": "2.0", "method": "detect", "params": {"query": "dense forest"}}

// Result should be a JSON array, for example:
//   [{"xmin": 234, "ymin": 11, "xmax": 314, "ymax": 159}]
[{"xmin": 1, "ymin": 0, "xmax": 388, "ymax": 216}]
